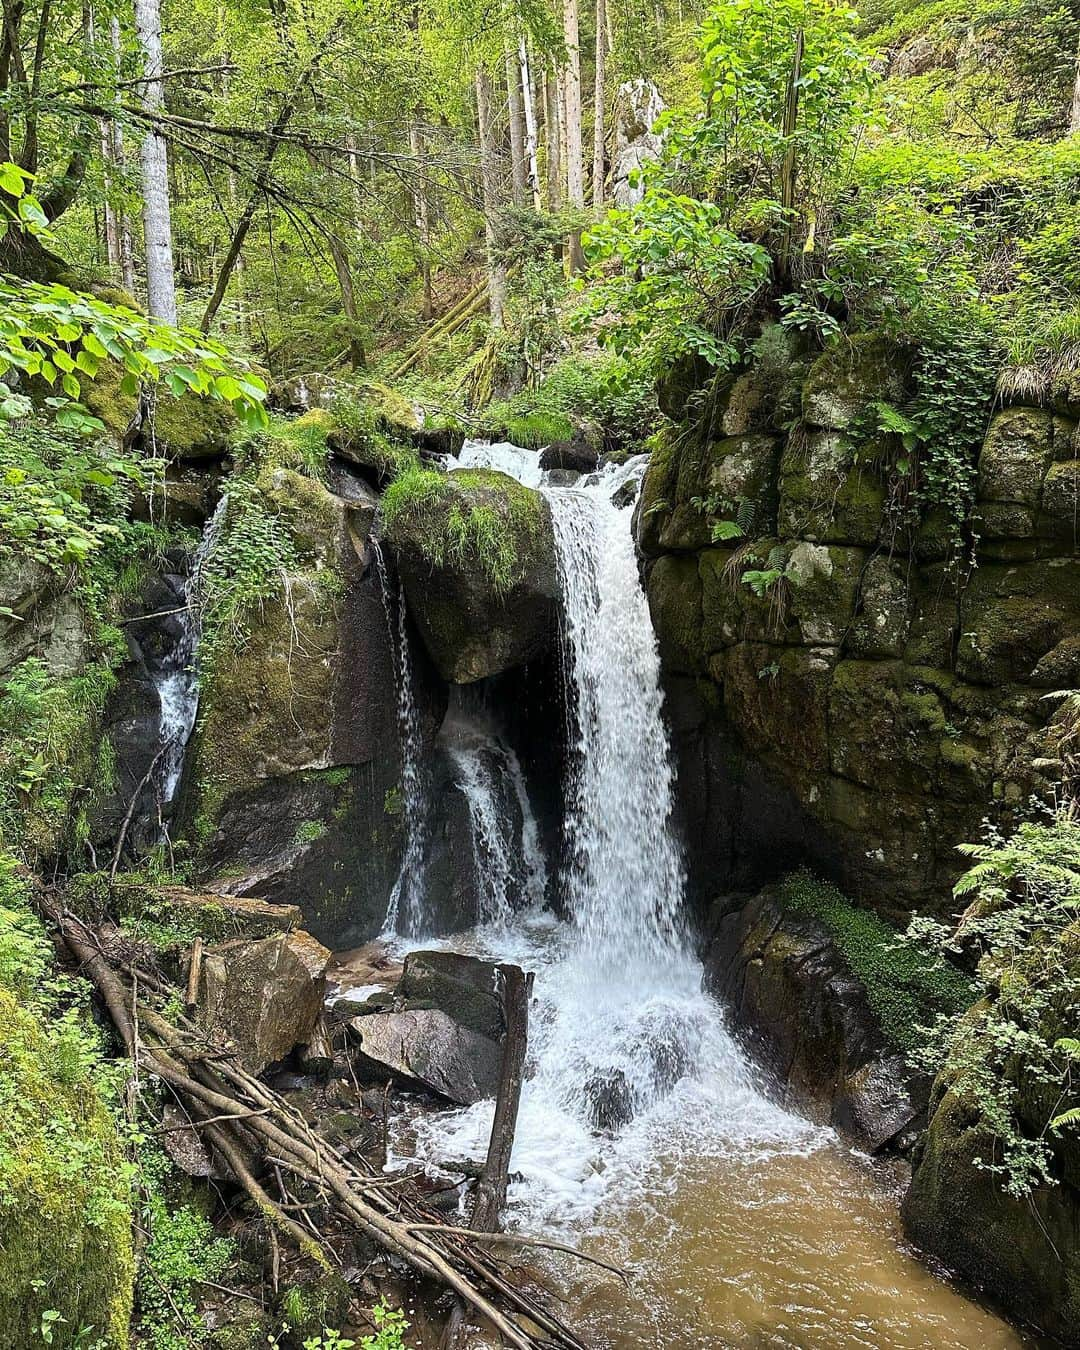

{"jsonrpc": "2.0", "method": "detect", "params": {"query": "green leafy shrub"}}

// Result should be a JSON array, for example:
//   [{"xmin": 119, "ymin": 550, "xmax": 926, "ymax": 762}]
[
  {"xmin": 906, "ymin": 804, "xmax": 1080, "ymax": 1197},
  {"xmin": 779, "ymin": 868, "xmax": 974, "ymax": 1053},
  {"xmin": 0, "ymin": 988, "xmax": 135, "ymax": 1349},
  {"xmin": 135, "ymin": 1139, "xmax": 236, "ymax": 1350}
]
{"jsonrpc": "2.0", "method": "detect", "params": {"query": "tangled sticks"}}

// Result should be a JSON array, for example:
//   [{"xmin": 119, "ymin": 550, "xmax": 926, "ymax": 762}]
[{"xmin": 50, "ymin": 903, "xmax": 600, "ymax": 1350}]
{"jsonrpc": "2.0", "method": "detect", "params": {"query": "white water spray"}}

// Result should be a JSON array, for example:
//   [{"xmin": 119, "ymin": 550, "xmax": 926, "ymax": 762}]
[
  {"xmin": 372, "ymin": 540, "xmax": 428, "ymax": 936},
  {"xmin": 154, "ymin": 495, "xmax": 226, "ymax": 817}
]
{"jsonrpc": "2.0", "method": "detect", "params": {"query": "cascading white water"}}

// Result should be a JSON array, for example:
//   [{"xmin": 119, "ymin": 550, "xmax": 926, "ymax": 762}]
[
  {"xmin": 372, "ymin": 540, "xmax": 428, "ymax": 936},
  {"xmin": 397, "ymin": 446, "xmax": 817, "ymax": 1226},
  {"xmin": 155, "ymin": 496, "xmax": 226, "ymax": 816},
  {"xmin": 443, "ymin": 714, "xmax": 548, "ymax": 927}
]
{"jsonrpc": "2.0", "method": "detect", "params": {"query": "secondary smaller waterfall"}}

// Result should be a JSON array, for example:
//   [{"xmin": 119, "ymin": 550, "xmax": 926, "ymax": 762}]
[
  {"xmin": 442, "ymin": 712, "xmax": 547, "ymax": 927},
  {"xmin": 154, "ymin": 496, "xmax": 226, "ymax": 819},
  {"xmin": 372, "ymin": 540, "xmax": 429, "ymax": 936}
]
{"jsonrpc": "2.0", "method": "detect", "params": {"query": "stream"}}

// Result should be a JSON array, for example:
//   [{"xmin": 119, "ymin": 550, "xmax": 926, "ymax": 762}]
[{"xmin": 378, "ymin": 443, "xmax": 1030, "ymax": 1348}]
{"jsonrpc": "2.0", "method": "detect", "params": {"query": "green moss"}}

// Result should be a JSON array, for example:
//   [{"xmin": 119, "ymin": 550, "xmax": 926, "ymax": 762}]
[
  {"xmin": 382, "ymin": 464, "xmax": 545, "ymax": 594},
  {"xmin": 294, "ymin": 819, "xmax": 328, "ymax": 846},
  {"xmin": 146, "ymin": 389, "xmax": 236, "ymax": 461},
  {"xmin": 778, "ymin": 869, "xmax": 974, "ymax": 1052},
  {"xmin": 0, "ymin": 989, "xmax": 135, "ymax": 1348}
]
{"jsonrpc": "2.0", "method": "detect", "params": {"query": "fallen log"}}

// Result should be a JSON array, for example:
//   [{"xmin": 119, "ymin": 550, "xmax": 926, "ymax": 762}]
[{"xmin": 45, "ymin": 901, "xmax": 589, "ymax": 1350}]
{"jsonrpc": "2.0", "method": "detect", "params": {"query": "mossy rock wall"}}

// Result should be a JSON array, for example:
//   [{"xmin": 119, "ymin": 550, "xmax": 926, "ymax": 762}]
[
  {"xmin": 184, "ymin": 471, "xmax": 425, "ymax": 947},
  {"xmin": 0, "ymin": 990, "xmax": 135, "ymax": 1348},
  {"xmin": 642, "ymin": 332, "xmax": 1079, "ymax": 915}
]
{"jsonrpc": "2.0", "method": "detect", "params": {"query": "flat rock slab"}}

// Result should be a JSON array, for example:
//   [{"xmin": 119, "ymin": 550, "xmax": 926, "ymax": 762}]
[{"xmin": 348, "ymin": 1007, "xmax": 502, "ymax": 1106}]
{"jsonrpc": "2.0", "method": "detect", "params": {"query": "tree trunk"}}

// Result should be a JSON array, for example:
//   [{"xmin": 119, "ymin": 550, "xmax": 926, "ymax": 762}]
[
  {"xmin": 505, "ymin": 42, "xmax": 529, "ymax": 206},
  {"xmin": 519, "ymin": 39, "xmax": 542, "ymax": 208},
  {"xmin": 409, "ymin": 115, "xmax": 435, "ymax": 320},
  {"xmin": 562, "ymin": 0, "xmax": 584, "ymax": 209},
  {"xmin": 778, "ymin": 28, "xmax": 805, "ymax": 285},
  {"xmin": 592, "ymin": 0, "xmax": 607, "ymax": 208},
  {"xmin": 133, "ymin": 0, "xmax": 177, "ymax": 322},
  {"xmin": 475, "ymin": 64, "xmax": 507, "ymax": 328},
  {"xmin": 109, "ymin": 16, "xmax": 136, "ymax": 292},
  {"xmin": 562, "ymin": 0, "xmax": 585, "ymax": 271},
  {"xmin": 1070, "ymin": 29, "xmax": 1080, "ymax": 134},
  {"xmin": 543, "ymin": 66, "xmax": 562, "ymax": 210}
]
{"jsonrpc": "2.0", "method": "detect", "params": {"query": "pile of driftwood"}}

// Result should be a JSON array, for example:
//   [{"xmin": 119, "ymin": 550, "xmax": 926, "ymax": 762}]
[{"xmin": 46, "ymin": 901, "xmax": 616, "ymax": 1349}]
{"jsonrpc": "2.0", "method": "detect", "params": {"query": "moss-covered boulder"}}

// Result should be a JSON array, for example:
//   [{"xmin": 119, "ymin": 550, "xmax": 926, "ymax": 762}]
[
  {"xmin": 383, "ymin": 467, "xmax": 556, "ymax": 683},
  {"xmin": 185, "ymin": 468, "xmax": 413, "ymax": 947},
  {"xmin": 778, "ymin": 431, "xmax": 886, "ymax": 546},
  {"xmin": 904, "ymin": 927, "xmax": 1080, "ymax": 1344},
  {"xmin": 977, "ymin": 407, "xmax": 1055, "ymax": 507},
  {"xmin": 801, "ymin": 334, "xmax": 910, "ymax": 431},
  {"xmin": 0, "ymin": 991, "xmax": 135, "ymax": 1348},
  {"xmin": 144, "ymin": 390, "xmax": 236, "ymax": 461}
]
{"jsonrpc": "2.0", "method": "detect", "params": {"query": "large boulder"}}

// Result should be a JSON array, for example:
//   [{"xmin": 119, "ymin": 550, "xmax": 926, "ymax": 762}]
[
  {"xmin": 345, "ymin": 950, "xmax": 511, "ymax": 1105},
  {"xmin": 196, "ymin": 929, "xmax": 331, "ymax": 1074},
  {"xmin": 185, "ymin": 467, "xmax": 420, "ymax": 947},
  {"xmin": 348, "ymin": 1008, "xmax": 502, "ymax": 1105},
  {"xmin": 704, "ymin": 883, "xmax": 926, "ymax": 1151},
  {"xmin": 384, "ymin": 468, "xmax": 557, "ymax": 683}
]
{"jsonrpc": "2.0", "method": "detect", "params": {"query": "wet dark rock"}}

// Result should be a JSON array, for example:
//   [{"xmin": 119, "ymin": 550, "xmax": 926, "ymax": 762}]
[
  {"xmin": 347, "ymin": 1007, "xmax": 502, "ymax": 1105},
  {"xmin": 398, "ymin": 950, "xmax": 505, "ymax": 1041},
  {"xmin": 704, "ymin": 887, "xmax": 924, "ymax": 1152},
  {"xmin": 545, "ymin": 468, "xmax": 581, "ymax": 488},
  {"xmin": 539, "ymin": 437, "xmax": 599, "ymax": 474},
  {"xmin": 585, "ymin": 1069, "xmax": 635, "ymax": 1132},
  {"xmin": 611, "ymin": 477, "xmax": 638, "ymax": 509}
]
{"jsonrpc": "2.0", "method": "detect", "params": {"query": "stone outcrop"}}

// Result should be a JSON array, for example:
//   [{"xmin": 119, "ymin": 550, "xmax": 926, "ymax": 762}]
[
  {"xmin": 184, "ymin": 468, "xmax": 432, "ymax": 947},
  {"xmin": 385, "ymin": 469, "xmax": 557, "ymax": 683},
  {"xmin": 705, "ymin": 887, "xmax": 923, "ymax": 1151},
  {"xmin": 641, "ymin": 330, "xmax": 1078, "ymax": 915},
  {"xmin": 903, "ymin": 924, "xmax": 1080, "ymax": 1344},
  {"xmin": 344, "ymin": 950, "xmax": 508, "ymax": 1105},
  {"xmin": 195, "ymin": 928, "xmax": 332, "ymax": 1074}
]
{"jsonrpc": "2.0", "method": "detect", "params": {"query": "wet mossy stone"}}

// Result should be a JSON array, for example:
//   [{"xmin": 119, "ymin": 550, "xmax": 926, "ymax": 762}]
[
  {"xmin": 385, "ymin": 468, "xmax": 556, "ymax": 683},
  {"xmin": 635, "ymin": 435, "xmax": 679, "ymax": 559},
  {"xmin": 977, "ymin": 407, "xmax": 1055, "ymax": 507},
  {"xmin": 0, "ymin": 991, "xmax": 135, "ymax": 1348},
  {"xmin": 646, "ymin": 552, "xmax": 706, "ymax": 674},
  {"xmin": 778, "ymin": 431, "xmax": 886, "ymax": 547},
  {"xmin": 956, "ymin": 558, "xmax": 1080, "ymax": 685},
  {"xmin": 145, "ymin": 388, "xmax": 236, "ymax": 462},
  {"xmin": 801, "ymin": 334, "xmax": 911, "ymax": 432}
]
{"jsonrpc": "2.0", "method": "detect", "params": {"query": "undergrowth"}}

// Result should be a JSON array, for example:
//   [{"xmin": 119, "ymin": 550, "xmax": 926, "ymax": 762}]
[{"xmin": 779, "ymin": 868, "xmax": 974, "ymax": 1053}]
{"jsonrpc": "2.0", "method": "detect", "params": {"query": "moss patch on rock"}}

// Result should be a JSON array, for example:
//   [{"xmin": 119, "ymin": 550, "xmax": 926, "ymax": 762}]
[
  {"xmin": 0, "ymin": 989, "xmax": 135, "ymax": 1348},
  {"xmin": 777, "ymin": 869, "xmax": 973, "ymax": 1053}
]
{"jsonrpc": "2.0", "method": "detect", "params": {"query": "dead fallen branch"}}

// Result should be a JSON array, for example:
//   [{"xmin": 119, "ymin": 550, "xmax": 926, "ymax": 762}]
[{"xmin": 46, "ymin": 901, "xmax": 586, "ymax": 1350}]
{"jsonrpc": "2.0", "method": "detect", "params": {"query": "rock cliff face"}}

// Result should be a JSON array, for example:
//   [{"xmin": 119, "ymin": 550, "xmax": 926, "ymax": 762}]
[
  {"xmin": 640, "ymin": 332, "xmax": 1079, "ymax": 916},
  {"xmin": 184, "ymin": 468, "xmax": 437, "ymax": 948}
]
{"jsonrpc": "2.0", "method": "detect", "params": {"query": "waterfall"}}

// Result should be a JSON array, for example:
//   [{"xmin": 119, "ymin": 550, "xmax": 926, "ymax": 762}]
[
  {"xmin": 544, "ymin": 461, "xmax": 686, "ymax": 961},
  {"xmin": 443, "ymin": 714, "xmax": 548, "ymax": 927},
  {"xmin": 154, "ymin": 496, "xmax": 226, "ymax": 818},
  {"xmin": 399, "ymin": 445, "xmax": 811, "ymax": 1230},
  {"xmin": 372, "ymin": 540, "xmax": 428, "ymax": 936}
]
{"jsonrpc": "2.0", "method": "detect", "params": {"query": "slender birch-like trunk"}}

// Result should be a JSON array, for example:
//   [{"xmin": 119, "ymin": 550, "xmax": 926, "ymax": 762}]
[
  {"xmin": 592, "ymin": 0, "xmax": 607, "ymax": 207},
  {"xmin": 562, "ymin": 0, "xmax": 585, "ymax": 270},
  {"xmin": 133, "ymin": 0, "xmax": 177, "ymax": 322},
  {"xmin": 475, "ymin": 65, "xmax": 507, "ymax": 327},
  {"xmin": 1070, "ymin": 30, "xmax": 1080, "ymax": 133},
  {"xmin": 505, "ymin": 44, "xmax": 529, "ymax": 205},
  {"xmin": 519, "ymin": 39, "xmax": 542, "ymax": 208}
]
